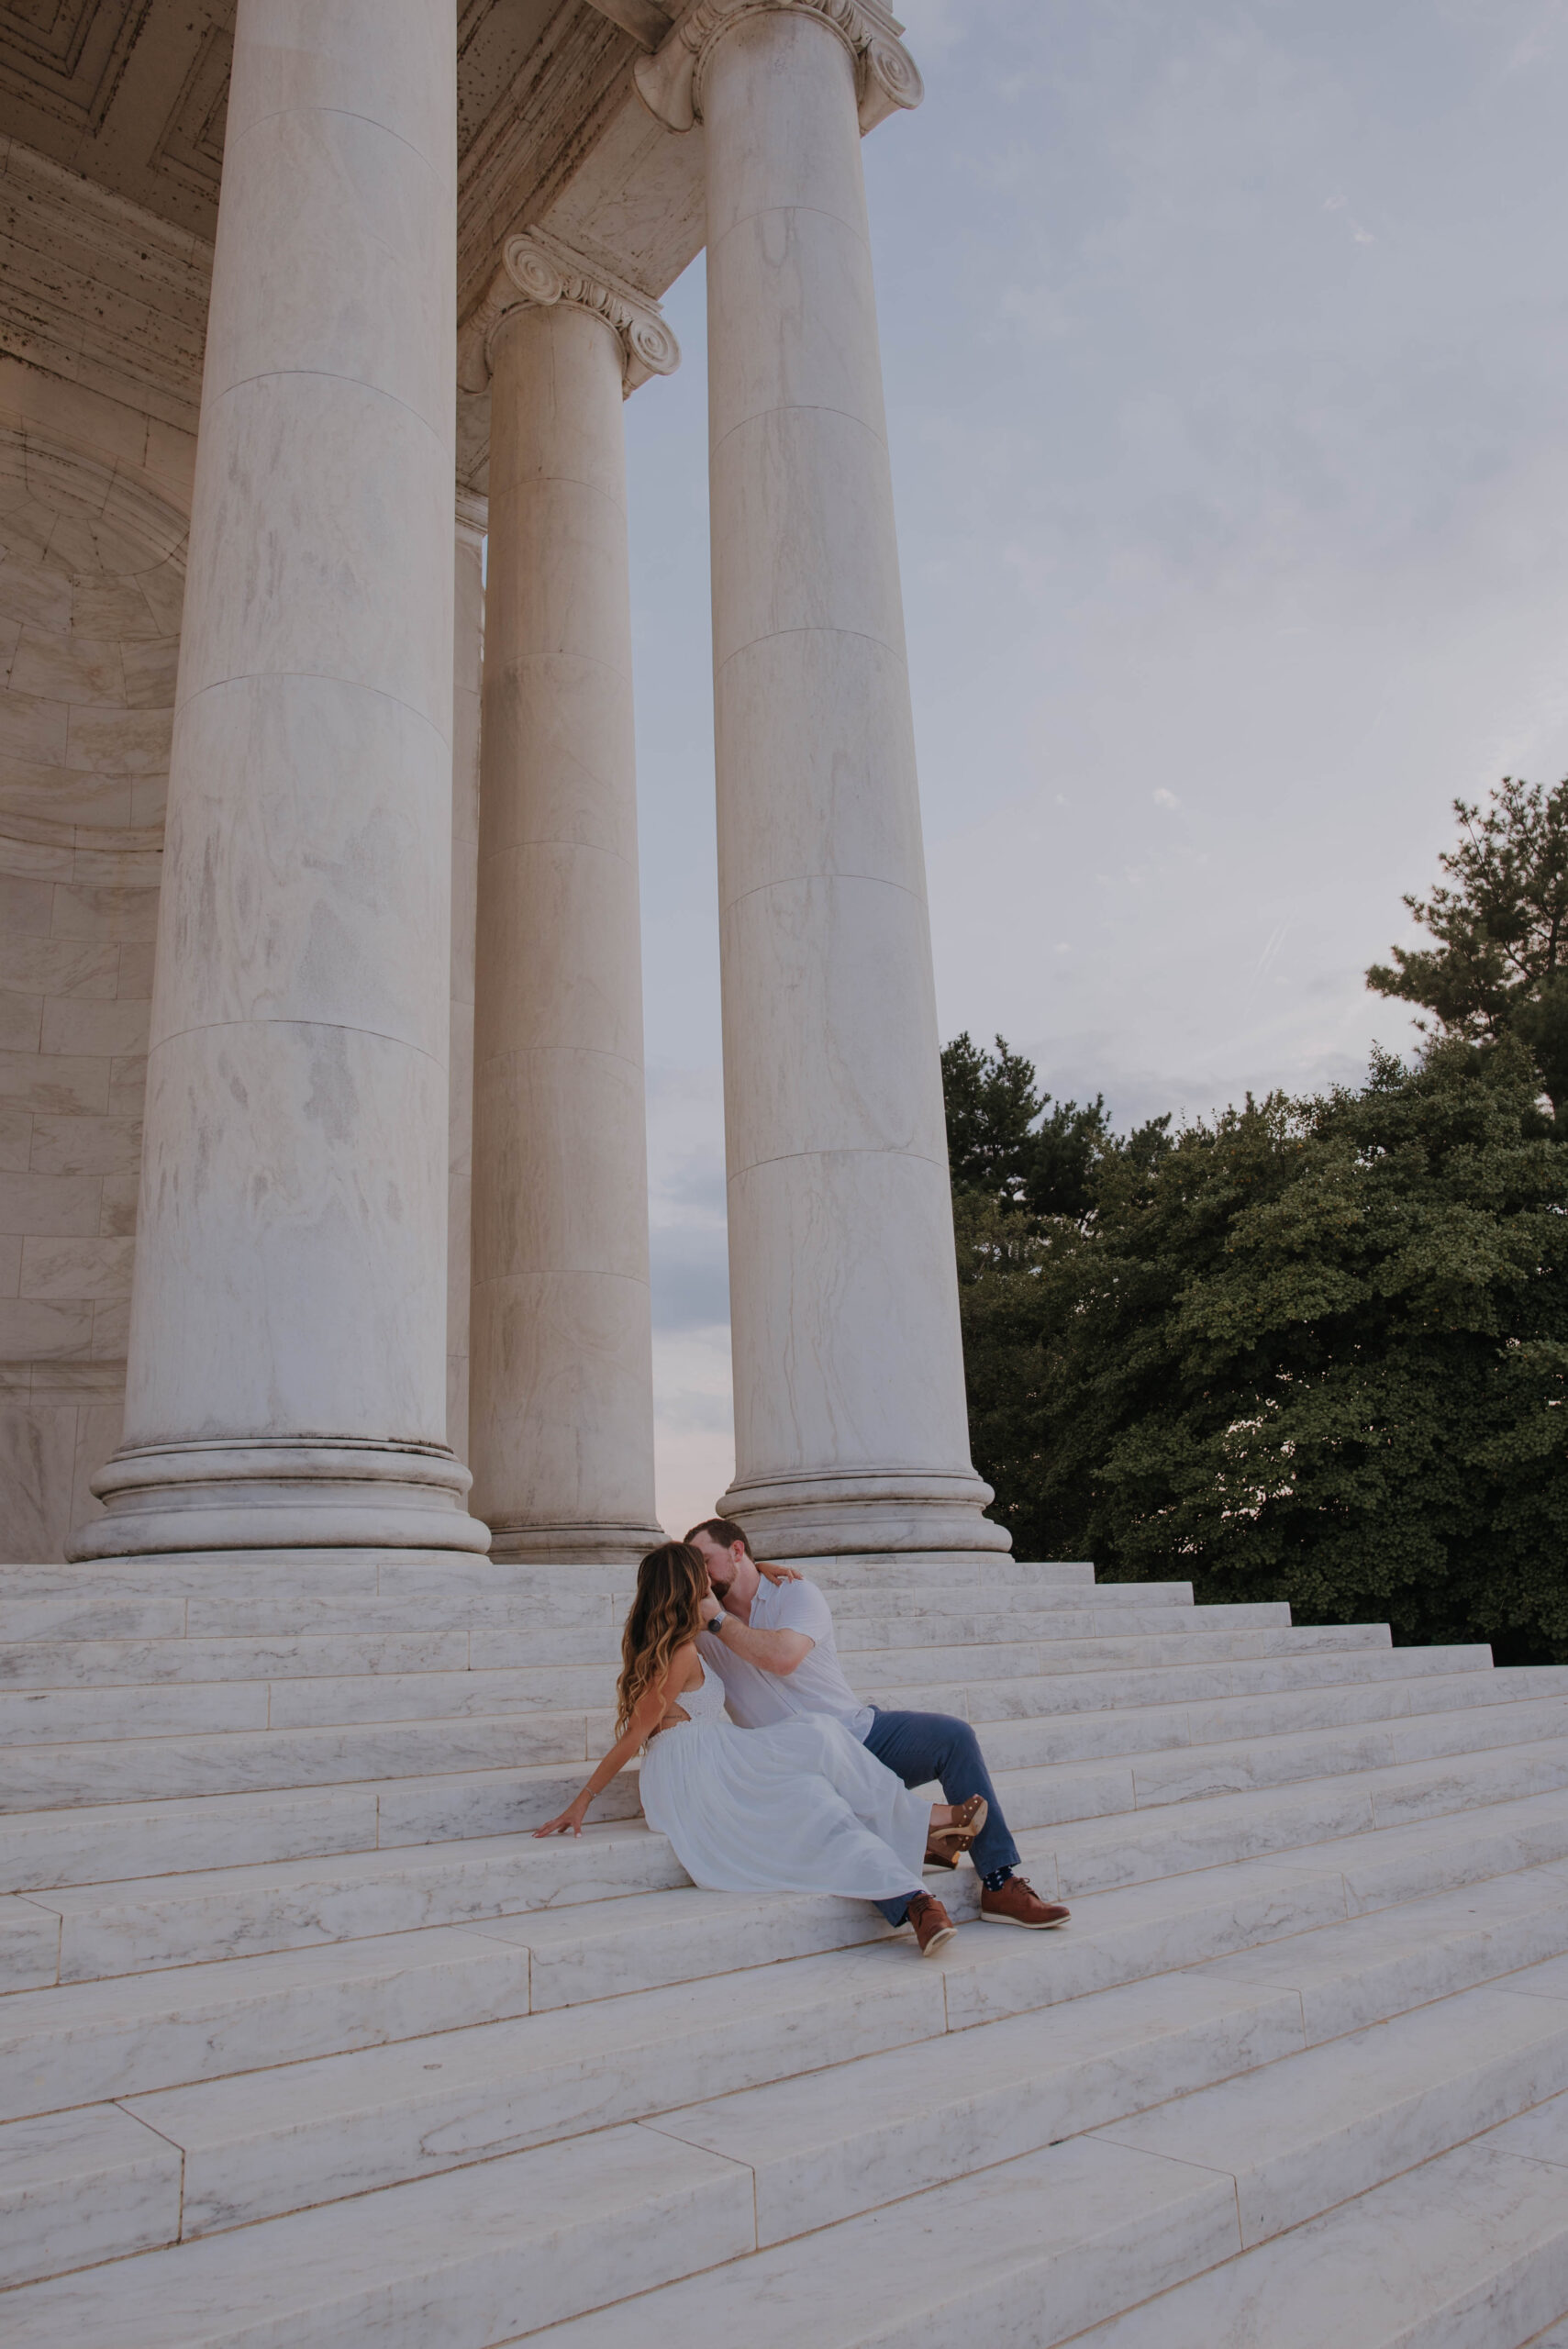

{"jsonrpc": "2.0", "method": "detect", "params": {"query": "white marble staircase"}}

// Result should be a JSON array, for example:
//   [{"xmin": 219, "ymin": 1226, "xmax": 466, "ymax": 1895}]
[{"xmin": 5, "ymin": 1553, "xmax": 1568, "ymax": 2346}]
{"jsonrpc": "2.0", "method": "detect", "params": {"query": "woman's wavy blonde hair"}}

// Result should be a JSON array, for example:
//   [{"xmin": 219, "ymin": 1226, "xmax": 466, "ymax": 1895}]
[{"xmin": 617, "ymin": 1542, "xmax": 708, "ymax": 1736}]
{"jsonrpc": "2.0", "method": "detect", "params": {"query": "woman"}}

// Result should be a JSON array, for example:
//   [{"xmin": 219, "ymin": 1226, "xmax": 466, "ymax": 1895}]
[{"xmin": 534, "ymin": 1542, "xmax": 982, "ymax": 1956}]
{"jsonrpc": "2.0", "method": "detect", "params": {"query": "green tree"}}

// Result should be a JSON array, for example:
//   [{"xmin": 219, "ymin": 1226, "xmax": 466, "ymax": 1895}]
[
  {"xmin": 1367, "ymin": 776, "xmax": 1568, "ymax": 1109},
  {"xmin": 941, "ymin": 1030, "xmax": 1164, "ymax": 1218},
  {"xmin": 951, "ymin": 1041, "xmax": 1568, "ymax": 1661}
]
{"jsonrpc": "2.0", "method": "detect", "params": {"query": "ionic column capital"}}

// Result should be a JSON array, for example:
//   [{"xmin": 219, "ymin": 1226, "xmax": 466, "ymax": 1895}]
[
  {"xmin": 458, "ymin": 228, "xmax": 682, "ymax": 395},
  {"xmin": 634, "ymin": 0, "xmax": 922, "ymax": 135}
]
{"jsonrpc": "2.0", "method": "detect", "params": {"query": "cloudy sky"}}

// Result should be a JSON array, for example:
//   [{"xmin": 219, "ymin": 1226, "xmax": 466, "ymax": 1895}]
[{"xmin": 618, "ymin": 0, "xmax": 1568, "ymax": 1533}]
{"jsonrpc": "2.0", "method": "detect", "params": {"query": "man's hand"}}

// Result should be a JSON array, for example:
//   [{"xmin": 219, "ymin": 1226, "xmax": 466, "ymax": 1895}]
[{"xmin": 756, "ymin": 1562, "xmax": 803, "ymax": 1586}]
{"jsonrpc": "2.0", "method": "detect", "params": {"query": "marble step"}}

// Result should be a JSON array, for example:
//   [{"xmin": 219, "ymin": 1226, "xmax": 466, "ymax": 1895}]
[
  {"xmin": 0, "ymin": 1925, "xmax": 537, "ymax": 2121},
  {"xmin": 31, "ymin": 1841, "xmax": 1540, "ymax": 2151},
  {"xmin": 975, "ymin": 1683, "xmax": 1568, "ymax": 1780},
  {"xmin": 0, "ymin": 2120, "xmax": 762, "ymax": 2349},
  {"xmin": 8, "ymin": 1712, "xmax": 1568, "ymax": 1909},
  {"xmin": 0, "ymin": 1710, "xmax": 614, "ymax": 1810},
  {"xmin": 0, "ymin": 1590, "xmax": 1272, "ymax": 1651},
  {"xmin": 0, "ymin": 2102, "xmax": 184, "ymax": 2292},
  {"xmin": 8, "ymin": 1684, "xmax": 1566, "ymax": 1847},
  {"xmin": 598, "ymin": 1941, "xmax": 1568, "ymax": 2260},
  {"xmin": 117, "ymin": 1940, "xmax": 960, "ymax": 2238},
  {"xmin": 3, "ymin": 1823, "xmax": 688, "ymax": 1981},
  {"xmin": 835, "ymin": 1599, "xmax": 1288, "ymax": 1651},
  {"xmin": 1023, "ymin": 1740, "xmax": 1568, "ymax": 1899},
  {"xmin": 21, "ymin": 1765, "xmax": 1557, "ymax": 1990},
  {"xmin": 0, "ymin": 1553, "xmax": 1100, "ymax": 1603},
  {"xmin": 869, "ymin": 1642, "xmax": 1501, "ymax": 1720},
  {"xmin": 0, "ymin": 1658, "xmax": 1543, "ymax": 1792},
  {"xmin": 0, "ymin": 1650, "xmax": 1531, "ymax": 1751},
  {"xmin": 529, "ymin": 2084, "xmax": 1568, "ymax": 2349},
  {"xmin": 0, "ymin": 1647, "xmax": 1507, "ymax": 1755},
  {"xmin": 10, "ymin": 1879, "xmax": 1568, "ymax": 2323},
  {"xmin": 0, "ymin": 1620, "xmax": 1397, "ymax": 1705},
  {"xmin": 14, "ymin": 1751, "xmax": 1566, "ymax": 2001},
  {"xmin": 806, "ymin": 1577, "xmax": 1196, "ymax": 1619},
  {"xmin": 1068, "ymin": 2090, "xmax": 1568, "ymax": 2349},
  {"xmin": 0, "ymin": 1891, "xmax": 60, "ymax": 1990},
  {"xmin": 44, "ymin": 1865, "xmax": 1568, "ymax": 2248},
  {"xmin": 936, "ymin": 1855, "xmax": 1568, "ymax": 2035},
  {"xmin": 1098, "ymin": 1963, "xmax": 1568, "ymax": 2246},
  {"xmin": 848, "ymin": 1621, "xmax": 1394, "ymax": 1687}
]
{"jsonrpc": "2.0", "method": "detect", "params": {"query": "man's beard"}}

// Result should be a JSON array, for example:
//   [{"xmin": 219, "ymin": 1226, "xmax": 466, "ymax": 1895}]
[{"xmin": 707, "ymin": 1574, "xmax": 733, "ymax": 1599}]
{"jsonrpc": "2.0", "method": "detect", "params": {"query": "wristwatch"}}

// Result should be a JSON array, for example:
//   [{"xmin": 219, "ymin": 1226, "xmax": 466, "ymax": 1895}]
[{"xmin": 708, "ymin": 1610, "xmax": 727, "ymax": 1639}]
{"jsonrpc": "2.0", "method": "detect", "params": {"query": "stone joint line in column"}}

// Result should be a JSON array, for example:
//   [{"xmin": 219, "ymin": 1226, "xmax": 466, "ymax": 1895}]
[
  {"xmin": 226, "ymin": 104, "xmax": 449, "ymax": 183},
  {"xmin": 145, "ymin": 1016, "xmax": 450, "ymax": 1070},
  {"xmin": 707, "ymin": 395, "xmax": 889, "ymax": 467},
  {"xmin": 716, "ymin": 619, "xmax": 904, "ymax": 677},
  {"xmin": 719, "ymin": 870, "xmax": 928, "ymax": 918},
  {"xmin": 709, "ymin": 199, "xmax": 873, "ymax": 263},
  {"xmin": 178, "ymin": 671, "xmax": 454, "ymax": 756},
  {"xmin": 206, "ymin": 368, "xmax": 451, "ymax": 453},
  {"xmin": 497, "ymin": 473, "xmax": 628, "ymax": 518},
  {"xmin": 729, "ymin": 1143, "xmax": 951, "ymax": 1177}
]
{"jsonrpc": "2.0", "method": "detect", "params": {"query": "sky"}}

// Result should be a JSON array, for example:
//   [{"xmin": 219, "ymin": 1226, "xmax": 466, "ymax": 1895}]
[{"xmin": 618, "ymin": 0, "xmax": 1568, "ymax": 1535}]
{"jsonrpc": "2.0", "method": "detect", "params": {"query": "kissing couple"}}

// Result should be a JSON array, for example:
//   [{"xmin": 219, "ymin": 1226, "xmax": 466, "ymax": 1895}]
[{"xmin": 536, "ymin": 1520, "xmax": 1070, "ymax": 1955}]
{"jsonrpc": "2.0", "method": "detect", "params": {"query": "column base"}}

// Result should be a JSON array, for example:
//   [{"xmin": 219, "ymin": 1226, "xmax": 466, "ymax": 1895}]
[
  {"xmin": 66, "ymin": 1439, "xmax": 492, "ymax": 1560},
  {"xmin": 484, "ymin": 1520, "xmax": 668, "ymax": 1568},
  {"xmin": 713, "ymin": 1470, "xmax": 1012, "ymax": 1561}
]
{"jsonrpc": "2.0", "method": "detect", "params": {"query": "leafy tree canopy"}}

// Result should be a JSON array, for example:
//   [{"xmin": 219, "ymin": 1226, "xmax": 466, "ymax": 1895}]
[
  {"xmin": 1367, "ymin": 776, "xmax": 1568, "ymax": 1108},
  {"xmin": 949, "ymin": 1038, "xmax": 1568, "ymax": 1662},
  {"xmin": 941, "ymin": 1030, "xmax": 1169, "ymax": 1219}
]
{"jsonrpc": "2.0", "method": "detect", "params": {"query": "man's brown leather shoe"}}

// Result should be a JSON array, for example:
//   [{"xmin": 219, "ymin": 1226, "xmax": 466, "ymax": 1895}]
[
  {"xmin": 980, "ymin": 1876, "xmax": 1070, "ymax": 1930},
  {"xmin": 906, "ymin": 1890, "xmax": 958, "ymax": 1957}
]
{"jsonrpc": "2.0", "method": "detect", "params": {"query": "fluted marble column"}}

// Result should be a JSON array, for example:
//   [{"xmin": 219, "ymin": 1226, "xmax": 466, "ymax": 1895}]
[
  {"xmin": 466, "ymin": 234, "xmax": 676, "ymax": 1563},
  {"xmin": 71, "ymin": 0, "xmax": 487, "ymax": 1558},
  {"xmin": 638, "ymin": 0, "xmax": 1007, "ymax": 1559}
]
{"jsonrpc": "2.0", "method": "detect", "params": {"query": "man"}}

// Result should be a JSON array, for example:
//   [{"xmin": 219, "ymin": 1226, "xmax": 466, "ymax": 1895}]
[{"xmin": 686, "ymin": 1516, "xmax": 1070, "ymax": 1934}]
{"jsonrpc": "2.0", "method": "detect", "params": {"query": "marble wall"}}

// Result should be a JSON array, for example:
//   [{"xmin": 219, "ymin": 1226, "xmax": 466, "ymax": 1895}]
[{"xmin": 0, "ymin": 413, "xmax": 185, "ymax": 1561}]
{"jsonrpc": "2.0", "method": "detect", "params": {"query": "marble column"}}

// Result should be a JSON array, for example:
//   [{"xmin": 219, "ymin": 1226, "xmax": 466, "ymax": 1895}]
[
  {"xmin": 466, "ymin": 234, "xmax": 677, "ymax": 1564},
  {"xmin": 70, "ymin": 0, "xmax": 488, "ymax": 1558},
  {"xmin": 637, "ymin": 0, "xmax": 1008, "ymax": 1559}
]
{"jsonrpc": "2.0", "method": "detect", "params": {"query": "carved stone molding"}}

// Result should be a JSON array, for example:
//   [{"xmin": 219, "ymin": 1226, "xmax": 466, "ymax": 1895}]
[
  {"xmin": 458, "ymin": 224, "xmax": 680, "ymax": 396},
  {"xmin": 633, "ymin": 0, "xmax": 922, "ymax": 135},
  {"xmin": 455, "ymin": 485, "xmax": 490, "ymax": 549}
]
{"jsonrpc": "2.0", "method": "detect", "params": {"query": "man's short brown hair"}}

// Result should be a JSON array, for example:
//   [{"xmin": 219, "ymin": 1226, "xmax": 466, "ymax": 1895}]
[{"xmin": 684, "ymin": 1515, "xmax": 753, "ymax": 1557}]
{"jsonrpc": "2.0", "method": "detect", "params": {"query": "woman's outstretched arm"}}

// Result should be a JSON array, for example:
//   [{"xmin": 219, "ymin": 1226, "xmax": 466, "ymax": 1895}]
[{"xmin": 532, "ymin": 1642, "xmax": 695, "ymax": 1837}]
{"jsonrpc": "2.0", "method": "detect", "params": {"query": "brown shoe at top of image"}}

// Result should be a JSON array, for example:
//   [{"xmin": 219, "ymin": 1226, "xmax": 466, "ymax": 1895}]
[
  {"xmin": 906, "ymin": 1890, "xmax": 958, "ymax": 1957},
  {"xmin": 980, "ymin": 1876, "xmax": 1071, "ymax": 1930}
]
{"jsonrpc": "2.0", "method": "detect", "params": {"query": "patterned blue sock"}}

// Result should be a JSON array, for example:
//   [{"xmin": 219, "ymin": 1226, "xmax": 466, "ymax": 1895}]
[{"xmin": 983, "ymin": 1866, "xmax": 1014, "ymax": 1892}]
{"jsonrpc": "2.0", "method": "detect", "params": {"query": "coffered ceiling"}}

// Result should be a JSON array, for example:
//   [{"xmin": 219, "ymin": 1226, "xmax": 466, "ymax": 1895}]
[
  {"xmin": 0, "ymin": 1, "xmax": 675, "ymax": 288},
  {"xmin": 0, "ymin": 2, "xmax": 233, "ymax": 239},
  {"xmin": 0, "ymin": 3, "xmax": 706, "ymax": 491}
]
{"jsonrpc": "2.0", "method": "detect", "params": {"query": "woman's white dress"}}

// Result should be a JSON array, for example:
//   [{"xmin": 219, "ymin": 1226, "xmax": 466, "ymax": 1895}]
[{"xmin": 639, "ymin": 1656, "xmax": 929, "ymax": 1903}]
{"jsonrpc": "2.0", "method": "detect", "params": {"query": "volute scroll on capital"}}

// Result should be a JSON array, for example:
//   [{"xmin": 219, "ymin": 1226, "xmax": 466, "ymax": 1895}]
[
  {"xmin": 457, "ymin": 228, "xmax": 682, "ymax": 396},
  {"xmin": 633, "ymin": 0, "xmax": 923, "ymax": 135}
]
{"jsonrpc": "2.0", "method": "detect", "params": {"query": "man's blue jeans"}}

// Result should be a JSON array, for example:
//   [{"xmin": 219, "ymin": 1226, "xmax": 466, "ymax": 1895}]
[{"xmin": 862, "ymin": 1707, "xmax": 1020, "ymax": 1926}]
